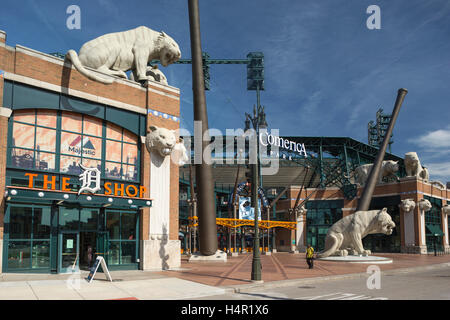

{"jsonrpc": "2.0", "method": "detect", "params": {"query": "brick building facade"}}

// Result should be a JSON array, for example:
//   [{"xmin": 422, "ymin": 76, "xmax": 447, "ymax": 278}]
[
  {"xmin": 0, "ymin": 30, "xmax": 181, "ymax": 273},
  {"xmin": 275, "ymin": 178, "xmax": 449, "ymax": 254}
]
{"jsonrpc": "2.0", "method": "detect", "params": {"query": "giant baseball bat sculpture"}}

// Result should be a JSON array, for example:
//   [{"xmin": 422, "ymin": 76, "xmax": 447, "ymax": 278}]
[
  {"xmin": 356, "ymin": 88, "xmax": 408, "ymax": 212},
  {"xmin": 188, "ymin": 0, "xmax": 218, "ymax": 255}
]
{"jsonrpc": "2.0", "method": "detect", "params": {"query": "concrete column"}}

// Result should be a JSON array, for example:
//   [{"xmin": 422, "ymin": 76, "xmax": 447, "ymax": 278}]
[{"xmin": 296, "ymin": 214, "xmax": 306, "ymax": 252}]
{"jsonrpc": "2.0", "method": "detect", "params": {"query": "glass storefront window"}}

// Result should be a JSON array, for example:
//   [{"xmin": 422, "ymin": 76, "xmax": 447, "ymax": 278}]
[
  {"xmin": 80, "ymin": 209, "xmax": 98, "ymax": 231},
  {"xmin": 107, "ymin": 212, "xmax": 121, "ymax": 239},
  {"xmin": 59, "ymin": 208, "xmax": 79, "ymax": 230},
  {"xmin": 109, "ymin": 241, "xmax": 120, "ymax": 265},
  {"xmin": 83, "ymin": 115, "xmax": 102, "ymax": 137},
  {"xmin": 8, "ymin": 241, "xmax": 31, "ymax": 270},
  {"xmin": 105, "ymin": 211, "xmax": 138, "ymax": 265},
  {"xmin": 13, "ymin": 109, "xmax": 35, "ymax": 124},
  {"xmin": 121, "ymin": 212, "xmax": 136, "ymax": 240},
  {"xmin": 424, "ymin": 196, "xmax": 443, "ymax": 251},
  {"xmin": 6, "ymin": 205, "xmax": 53, "ymax": 271},
  {"xmin": 9, "ymin": 207, "xmax": 32, "ymax": 239},
  {"xmin": 60, "ymin": 155, "xmax": 82, "ymax": 174},
  {"xmin": 306, "ymin": 201, "xmax": 343, "ymax": 251},
  {"xmin": 33, "ymin": 207, "xmax": 51, "ymax": 239},
  {"xmin": 36, "ymin": 152, "xmax": 56, "ymax": 171},
  {"xmin": 106, "ymin": 140, "xmax": 122, "ymax": 162},
  {"xmin": 82, "ymin": 158, "xmax": 101, "ymax": 171},
  {"xmin": 9, "ymin": 109, "xmax": 140, "ymax": 181},
  {"xmin": 32, "ymin": 241, "xmax": 50, "ymax": 269},
  {"xmin": 121, "ymin": 242, "xmax": 136, "ymax": 264},
  {"xmin": 11, "ymin": 148, "xmax": 34, "ymax": 169},
  {"xmin": 11, "ymin": 110, "xmax": 58, "ymax": 172},
  {"xmin": 36, "ymin": 109, "xmax": 57, "ymax": 128},
  {"xmin": 61, "ymin": 111, "xmax": 82, "ymax": 132},
  {"xmin": 12, "ymin": 122, "xmax": 35, "ymax": 149},
  {"xmin": 36, "ymin": 127, "xmax": 56, "ymax": 152}
]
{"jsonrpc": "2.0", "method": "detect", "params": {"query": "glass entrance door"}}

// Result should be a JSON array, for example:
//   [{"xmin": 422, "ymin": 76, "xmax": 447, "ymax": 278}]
[
  {"xmin": 307, "ymin": 226, "xmax": 329, "ymax": 252},
  {"xmin": 58, "ymin": 232, "xmax": 79, "ymax": 273}
]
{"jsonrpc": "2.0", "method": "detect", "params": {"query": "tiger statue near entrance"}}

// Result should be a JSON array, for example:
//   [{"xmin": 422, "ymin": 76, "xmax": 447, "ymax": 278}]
[{"xmin": 317, "ymin": 208, "xmax": 396, "ymax": 258}]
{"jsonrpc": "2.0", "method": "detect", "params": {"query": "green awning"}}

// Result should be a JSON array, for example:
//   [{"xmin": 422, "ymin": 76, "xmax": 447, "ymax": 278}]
[{"xmin": 426, "ymin": 224, "xmax": 444, "ymax": 237}]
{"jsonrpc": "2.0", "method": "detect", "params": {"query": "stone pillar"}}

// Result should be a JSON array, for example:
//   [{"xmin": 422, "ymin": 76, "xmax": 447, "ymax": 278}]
[
  {"xmin": 296, "ymin": 213, "xmax": 306, "ymax": 252},
  {"xmin": 414, "ymin": 184, "xmax": 427, "ymax": 254},
  {"xmin": 141, "ymin": 85, "xmax": 181, "ymax": 270},
  {"xmin": 399, "ymin": 177, "xmax": 426, "ymax": 253},
  {"xmin": 441, "ymin": 199, "xmax": 449, "ymax": 252},
  {"xmin": 139, "ymin": 137, "xmax": 150, "ymax": 270},
  {"xmin": 399, "ymin": 195, "xmax": 416, "ymax": 253}
]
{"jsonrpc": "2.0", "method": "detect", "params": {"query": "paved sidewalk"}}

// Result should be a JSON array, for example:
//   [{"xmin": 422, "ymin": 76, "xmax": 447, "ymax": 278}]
[
  {"xmin": 156, "ymin": 252, "xmax": 450, "ymax": 289},
  {"xmin": 0, "ymin": 271, "xmax": 227, "ymax": 300},
  {"xmin": 0, "ymin": 252, "xmax": 449, "ymax": 300}
]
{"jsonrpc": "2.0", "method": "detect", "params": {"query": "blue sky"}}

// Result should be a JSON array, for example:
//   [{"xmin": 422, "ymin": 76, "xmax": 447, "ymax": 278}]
[{"xmin": 1, "ymin": 0, "xmax": 450, "ymax": 182}]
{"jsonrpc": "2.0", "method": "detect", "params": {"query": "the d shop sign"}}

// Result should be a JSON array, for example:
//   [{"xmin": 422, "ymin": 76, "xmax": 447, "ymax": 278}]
[
  {"xmin": 259, "ymin": 132, "xmax": 307, "ymax": 157},
  {"xmin": 24, "ymin": 173, "xmax": 147, "ymax": 198}
]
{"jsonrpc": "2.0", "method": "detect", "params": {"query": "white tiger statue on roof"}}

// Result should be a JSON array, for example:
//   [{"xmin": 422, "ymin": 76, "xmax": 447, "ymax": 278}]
[
  {"xmin": 66, "ymin": 26, "xmax": 181, "ymax": 84},
  {"xmin": 354, "ymin": 160, "xmax": 399, "ymax": 186}
]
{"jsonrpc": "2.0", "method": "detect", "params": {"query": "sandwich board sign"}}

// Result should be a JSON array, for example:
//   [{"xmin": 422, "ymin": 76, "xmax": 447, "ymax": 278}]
[{"xmin": 87, "ymin": 256, "xmax": 112, "ymax": 283}]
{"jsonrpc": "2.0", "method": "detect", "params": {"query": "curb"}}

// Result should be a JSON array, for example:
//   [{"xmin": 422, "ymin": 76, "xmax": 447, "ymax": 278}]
[{"xmin": 222, "ymin": 262, "xmax": 450, "ymax": 293}]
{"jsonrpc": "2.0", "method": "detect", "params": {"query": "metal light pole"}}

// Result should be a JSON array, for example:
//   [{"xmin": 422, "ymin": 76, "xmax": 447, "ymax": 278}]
[
  {"xmin": 245, "ymin": 98, "xmax": 267, "ymax": 282},
  {"xmin": 188, "ymin": 0, "xmax": 218, "ymax": 255}
]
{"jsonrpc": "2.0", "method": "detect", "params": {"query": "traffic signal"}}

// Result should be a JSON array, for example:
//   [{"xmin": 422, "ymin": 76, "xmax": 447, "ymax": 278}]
[
  {"xmin": 202, "ymin": 52, "xmax": 210, "ymax": 90},
  {"xmin": 247, "ymin": 52, "xmax": 264, "ymax": 91}
]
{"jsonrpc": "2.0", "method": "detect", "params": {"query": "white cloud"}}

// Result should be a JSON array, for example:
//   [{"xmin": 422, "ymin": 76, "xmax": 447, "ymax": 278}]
[
  {"xmin": 426, "ymin": 162, "xmax": 450, "ymax": 183},
  {"xmin": 413, "ymin": 126, "xmax": 450, "ymax": 149}
]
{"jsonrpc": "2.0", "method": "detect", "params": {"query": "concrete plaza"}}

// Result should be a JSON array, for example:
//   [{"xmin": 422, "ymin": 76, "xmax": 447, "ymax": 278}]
[{"xmin": 0, "ymin": 252, "xmax": 449, "ymax": 300}]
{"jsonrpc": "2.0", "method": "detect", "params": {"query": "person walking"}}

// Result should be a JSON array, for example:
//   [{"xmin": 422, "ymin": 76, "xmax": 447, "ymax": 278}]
[
  {"xmin": 306, "ymin": 244, "xmax": 314, "ymax": 269},
  {"xmin": 87, "ymin": 245, "xmax": 93, "ymax": 269}
]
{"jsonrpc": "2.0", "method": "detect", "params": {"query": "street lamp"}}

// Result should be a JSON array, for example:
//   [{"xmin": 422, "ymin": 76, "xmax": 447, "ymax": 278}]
[{"xmin": 245, "ymin": 104, "xmax": 267, "ymax": 282}]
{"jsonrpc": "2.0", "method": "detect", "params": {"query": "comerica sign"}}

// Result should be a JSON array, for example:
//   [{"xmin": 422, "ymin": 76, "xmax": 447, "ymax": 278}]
[{"xmin": 259, "ymin": 132, "xmax": 307, "ymax": 157}]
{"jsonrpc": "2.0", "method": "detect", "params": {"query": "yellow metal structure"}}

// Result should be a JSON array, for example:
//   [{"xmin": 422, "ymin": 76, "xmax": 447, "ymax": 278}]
[{"xmin": 188, "ymin": 216, "xmax": 296, "ymax": 230}]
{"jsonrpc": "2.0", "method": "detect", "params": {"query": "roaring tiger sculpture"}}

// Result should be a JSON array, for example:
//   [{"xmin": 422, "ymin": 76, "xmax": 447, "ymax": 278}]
[
  {"xmin": 66, "ymin": 26, "xmax": 181, "ymax": 84},
  {"xmin": 317, "ymin": 208, "xmax": 395, "ymax": 258},
  {"xmin": 399, "ymin": 199, "xmax": 416, "ymax": 213}
]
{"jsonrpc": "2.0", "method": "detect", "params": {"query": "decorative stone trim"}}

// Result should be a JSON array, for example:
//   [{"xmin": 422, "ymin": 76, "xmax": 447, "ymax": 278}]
[
  {"xmin": 148, "ymin": 108, "xmax": 180, "ymax": 122},
  {"xmin": 0, "ymin": 107, "xmax": 12, "ymax": 118},
  {"xmin": 146, "ymin": 86, "xmax": 180, "ymax": 100},
  {"xmin": 0, "ymin": 30, "xmax": 5, "ymax": 46}
]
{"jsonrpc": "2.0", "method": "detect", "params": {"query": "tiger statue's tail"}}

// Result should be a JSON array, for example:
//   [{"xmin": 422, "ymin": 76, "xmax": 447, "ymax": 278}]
[
  {"xmin": 316, "ymin": 234, "xmax": 340, "ymax": 258},
  {"xmin": 65, "ymin": 50, "xmax": 114, "ymax": 84}
]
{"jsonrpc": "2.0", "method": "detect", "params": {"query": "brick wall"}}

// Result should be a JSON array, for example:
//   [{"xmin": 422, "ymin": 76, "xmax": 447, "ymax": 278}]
[{"xmin": 0, "ymin": 32, "xmax": 181, "ymax": 249}]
